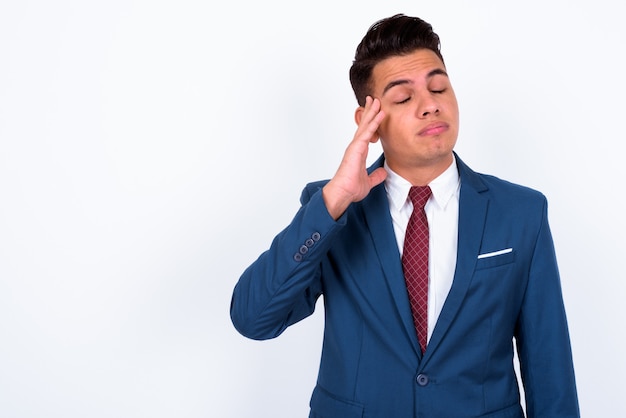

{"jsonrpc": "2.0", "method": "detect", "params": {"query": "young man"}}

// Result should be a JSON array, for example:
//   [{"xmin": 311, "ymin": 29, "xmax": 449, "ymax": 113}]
[{"xmin": 231, "ymin": 14, "xmax": 579, "ymax": 417}]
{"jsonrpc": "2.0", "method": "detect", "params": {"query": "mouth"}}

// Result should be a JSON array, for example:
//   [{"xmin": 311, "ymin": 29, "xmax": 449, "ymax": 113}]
[{"xmin": 419, "ymin": 122, "xmax": 449, "ymax": 136}]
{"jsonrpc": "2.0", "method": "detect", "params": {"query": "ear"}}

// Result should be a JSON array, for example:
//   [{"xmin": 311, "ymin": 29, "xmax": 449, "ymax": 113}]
[{"xmin": 354, "ymin": 106, "xmax": 365, "ymax": 125}]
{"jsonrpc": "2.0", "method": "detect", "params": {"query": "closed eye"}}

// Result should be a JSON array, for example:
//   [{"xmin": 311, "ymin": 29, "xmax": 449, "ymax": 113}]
[{"xmin": 395, "ymin": 97, "xmax": 411, "ymax": 104}]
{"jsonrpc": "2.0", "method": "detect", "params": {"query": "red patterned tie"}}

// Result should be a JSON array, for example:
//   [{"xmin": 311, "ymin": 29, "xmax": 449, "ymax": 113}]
[{"xmin": 402, "ymin": 186, "xmax": 432, "ymax": 354}]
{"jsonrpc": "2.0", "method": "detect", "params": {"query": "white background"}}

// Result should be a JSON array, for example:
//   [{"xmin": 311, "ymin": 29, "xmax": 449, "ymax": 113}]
[{"xmin": 1, "ymin": 0, "xmax": 624, "ymax": 417}]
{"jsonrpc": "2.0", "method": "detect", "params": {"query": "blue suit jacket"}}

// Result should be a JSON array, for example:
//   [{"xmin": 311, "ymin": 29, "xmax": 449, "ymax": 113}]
[{"xmin": 231, "ymin": 154, "xmax": 579, "ymax": 417}]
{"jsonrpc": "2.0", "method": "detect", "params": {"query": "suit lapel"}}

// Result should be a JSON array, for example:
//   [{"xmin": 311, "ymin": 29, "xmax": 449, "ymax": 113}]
[
  {"xmin": 361, "ymin": 157, "xmax": 422, "ymax": 357},
  {"xmin": 360, "ymin": 154, "xmax": 490, "ymax": 362},
  {"xmin": 421, "ymin": 155, "xmax": 489, "ymax": 365}
]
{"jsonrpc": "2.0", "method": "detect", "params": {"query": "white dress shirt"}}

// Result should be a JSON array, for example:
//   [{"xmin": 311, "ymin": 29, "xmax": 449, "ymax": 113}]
[{"xmin": 384, "ymin": 157, "xmax": 460, "ymax": 342}]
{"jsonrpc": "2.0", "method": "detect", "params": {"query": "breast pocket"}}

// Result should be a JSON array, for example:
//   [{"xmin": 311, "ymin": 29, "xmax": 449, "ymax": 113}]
[{"xmin": 475, "ymin": 249, "xmax": 515, "ymax": 270}]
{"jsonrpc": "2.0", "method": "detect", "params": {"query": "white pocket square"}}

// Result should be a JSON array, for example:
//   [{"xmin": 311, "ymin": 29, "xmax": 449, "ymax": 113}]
[{"xmin": 477, "ymin": 248, "xmax": 513, "ymax": 259}]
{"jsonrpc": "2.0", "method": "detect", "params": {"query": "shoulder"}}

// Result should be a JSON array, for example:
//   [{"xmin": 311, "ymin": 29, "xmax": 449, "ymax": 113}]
[
  {"xmin": 456, "ymin": 154, "xmax": 547, "ymax": 207},
  {"xmin": 300, "ymin": 179, "xmax": 330, "ymax": 205},
  {"xmin": 299, "ymin": 154, "xmax": 385, "ymax": 205},
  {"xmin": 478, "ymin": 172, "xmax": 545, "ymax": 200}
]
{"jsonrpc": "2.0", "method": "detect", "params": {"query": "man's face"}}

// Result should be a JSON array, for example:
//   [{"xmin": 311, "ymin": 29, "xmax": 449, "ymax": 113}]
[{"xmin": 369, "ymin": 48, "xmax": 459, "ymax": 179}]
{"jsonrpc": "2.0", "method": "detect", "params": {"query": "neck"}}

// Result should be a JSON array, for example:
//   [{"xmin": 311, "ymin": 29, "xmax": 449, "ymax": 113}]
[{"xmin": 387, "ymin": 153, "xmax": 454, "ymax": 186}]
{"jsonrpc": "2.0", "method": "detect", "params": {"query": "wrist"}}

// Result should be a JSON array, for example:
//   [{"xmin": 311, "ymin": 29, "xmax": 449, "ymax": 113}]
[{"xmin": 322, "ymin": 182, "xmax": 353, "ymax": 220}]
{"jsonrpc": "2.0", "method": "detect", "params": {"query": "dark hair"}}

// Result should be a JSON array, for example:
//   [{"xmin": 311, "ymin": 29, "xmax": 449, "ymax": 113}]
[{"xmin": 349, "ymin": 14, "xmax": 444, "ymax": 106}]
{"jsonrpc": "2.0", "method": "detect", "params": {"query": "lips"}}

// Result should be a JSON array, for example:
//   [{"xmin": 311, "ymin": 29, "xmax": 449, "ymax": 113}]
[{"xmin": 418, "ymin": 122, "xmax": 449, "ymax": 136}]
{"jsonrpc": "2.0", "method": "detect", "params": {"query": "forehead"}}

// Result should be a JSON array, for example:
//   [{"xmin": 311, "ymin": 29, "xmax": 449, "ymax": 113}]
[{"xmin": 371, "ymin": 49, "xmax": 447, "ymax": 94}]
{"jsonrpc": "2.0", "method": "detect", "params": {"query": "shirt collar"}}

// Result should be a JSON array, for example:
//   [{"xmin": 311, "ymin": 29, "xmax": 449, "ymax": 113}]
[{"xmin": 384, "ymin": 155, "xmax": 460, "ymax": 211}]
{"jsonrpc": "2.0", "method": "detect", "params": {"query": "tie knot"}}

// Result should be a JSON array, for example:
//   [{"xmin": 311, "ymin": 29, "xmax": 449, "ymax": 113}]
[{"xmin": 408, "ymin": 186, "xmax": 432, "ymax": 209}]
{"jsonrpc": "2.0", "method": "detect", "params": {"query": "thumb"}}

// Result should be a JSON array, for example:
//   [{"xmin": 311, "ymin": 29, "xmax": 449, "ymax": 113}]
[{"xmin": 368, "ymin": 167, "xmax": 388, "ymax": 189}]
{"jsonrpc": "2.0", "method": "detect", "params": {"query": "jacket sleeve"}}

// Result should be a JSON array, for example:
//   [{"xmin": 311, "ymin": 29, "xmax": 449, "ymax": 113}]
[
  {"xmin": 515, "ymin": 197, "xmax": 580, "ymax": 417},
  {"xmin": 230, "ymin": 184, "xmax": 346, "ymax": 340}
]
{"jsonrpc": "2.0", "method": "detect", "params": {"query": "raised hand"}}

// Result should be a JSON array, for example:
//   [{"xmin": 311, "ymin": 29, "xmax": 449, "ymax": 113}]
[{"xmin": 322, "ymin": 96, "xmax": 388, "ymax": 220}]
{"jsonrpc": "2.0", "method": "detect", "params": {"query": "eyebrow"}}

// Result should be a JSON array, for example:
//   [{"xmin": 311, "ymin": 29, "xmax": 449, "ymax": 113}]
[{"xmin": 381, "ymin": 68, "xmax": 449, "ymax": 96}]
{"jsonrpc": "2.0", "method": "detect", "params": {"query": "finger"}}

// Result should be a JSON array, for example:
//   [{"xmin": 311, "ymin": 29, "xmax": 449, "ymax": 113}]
[
  {"xmin": 368, "ymin": 167, "xmax": 388, "ymax": 188},
  {"xmin": 356, "ymin": 98, "xmax": 384, "ymax": 139},
  {"xmin": 361, "ymin": 96, "xmax": 380, "ymax": 122}
]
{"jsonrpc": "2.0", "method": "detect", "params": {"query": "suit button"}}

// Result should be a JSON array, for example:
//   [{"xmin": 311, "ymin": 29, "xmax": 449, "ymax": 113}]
[
  {"xmin": 293, "ymin": 253, "xmax": 303, "ymax": 262},
  {"xmin": 416, "ymin": 374, "xmax": 429, "ymax": 386},
  {"xmin": 305, "ymin": 238, "xmax": 315, "ymax": 247},
  {"xmin": 299, "ymin": 245, "xmax": 309, "ymax": 254},
  {"xmin": 311, "ymin": 232, "xmax": 321, "ymax": 241}
]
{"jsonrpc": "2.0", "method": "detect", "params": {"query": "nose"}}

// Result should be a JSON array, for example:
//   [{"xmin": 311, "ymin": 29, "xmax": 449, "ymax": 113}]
[{"xmin": 417, "ymin": 96, "xmax": 440, "ymax": 118}]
